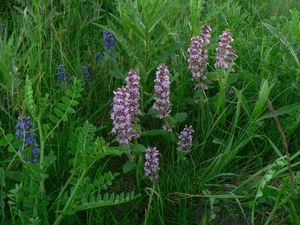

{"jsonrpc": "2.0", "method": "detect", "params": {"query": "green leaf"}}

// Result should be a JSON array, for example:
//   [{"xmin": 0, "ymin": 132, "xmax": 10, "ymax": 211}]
[
  {"xmin": 0, "ymin": 133, "xmax": 13, "ymax": 146},
  {"xmin": 49, "ymin": 115, "xmax": 59, "ymax": 123},
  {"xmin": 259, "ymin": 104, "xmax": 300, "ymax": 120},
  {"xmin": 62, "ymin": 97, "xmax": 71, "ymax": 104},
  {"xmin": 173, "ymin": 112, "xmax": 188, "ymax": 124},
  {"xmin": 122, "ymin": 161, "xmax": 136, "ymax": 173},
  {"xmin": 141, "ymin": 129, "xmax": 165, "ymax": 137},
  {"xmin": 57, "ymin": 103, "xmax": 68, "ymax": 111},
  {"xmin": 68, "ymin": 107, "xmax": 76, "ymax": 114},
  {"xmin": 251, "ymin": 80, "xmax": 272, "ymax": 120},
  {"xmin": 132, "ymin": 144, "xmax": 146, "ymax": 154},
  {"xmin": 54, "ymin": 108, "xmax": 64, "ymax": 117}
]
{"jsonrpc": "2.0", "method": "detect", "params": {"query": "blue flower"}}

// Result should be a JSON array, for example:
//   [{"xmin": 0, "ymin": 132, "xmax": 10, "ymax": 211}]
[
  {"xmin": 81, "ymin": 65, "xmax": 92, "ymax": 81},
  {"xmin": 57, "ymin": 64, "xmax": 68, "ymax": 83},
  {"xmin": 15, "ymin": 116, "xmax": 39, "ymax": 163},
  {"xmin": 103, "ymin": 30, "xmax": 116, "ymax": 53}
]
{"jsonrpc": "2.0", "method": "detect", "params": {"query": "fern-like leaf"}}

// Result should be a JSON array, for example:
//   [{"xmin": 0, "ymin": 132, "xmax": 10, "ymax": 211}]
[
  {"xmin": 75, "ymin": 191, "xmax": 141, "ymax": 212},
  {"xmin": 49, "ymin": 79, "xmax": 83, "ymax": 125},
  {"xmin": 25, "ymin": 77, "xmax": 35, "ymax": 115},
  {"xmin": 93, "ymin": 171, "xmax": 119, "ymax": 191},
  {"xmin": 69, "ymin": 122, "xmax": 97, "ymax": 155}
]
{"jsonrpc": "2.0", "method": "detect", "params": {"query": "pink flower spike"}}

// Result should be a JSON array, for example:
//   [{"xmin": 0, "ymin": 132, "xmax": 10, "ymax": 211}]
[
  {"xmin": 215, "ymin": 29, "xmax": 237, "ymax": 71},
  {"xmin": 153, "ymin": 64, "xmax": 171, "ymax": 119},
  {"xmin": 111, "ymin": 87, "xmax": 132, "ymax": 145},
  {"xmin": 188, "ymin": 25, "xmax": 211, "ymax": 89},
  {"xmin": 126, "ymin": 69, "xmax": 141, "ymax": 139},
  {"xmin": 177, "ymin": 125, "xmax": 194, "ymax": 153},
  {"xmin": 144, "ymin": 147, "xmax": 160, "ymax": 181}
]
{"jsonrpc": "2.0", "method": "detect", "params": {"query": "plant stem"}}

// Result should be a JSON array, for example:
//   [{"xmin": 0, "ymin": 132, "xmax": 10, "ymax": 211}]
[{"xmin": 53, "ymin": 169, "xmax": 88, "ymax": 225}]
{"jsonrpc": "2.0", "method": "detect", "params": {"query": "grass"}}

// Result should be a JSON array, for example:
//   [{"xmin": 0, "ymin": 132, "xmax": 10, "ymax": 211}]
[{"xmin": 0, "ymin": 0, "xmax": 300, "ymax": 224}]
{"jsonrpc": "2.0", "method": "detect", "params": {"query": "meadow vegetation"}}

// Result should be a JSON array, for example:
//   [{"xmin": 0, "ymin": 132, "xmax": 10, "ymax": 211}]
[{"xmin": 0, "ymin": 0, "xmax": 300, "ymax": 224}]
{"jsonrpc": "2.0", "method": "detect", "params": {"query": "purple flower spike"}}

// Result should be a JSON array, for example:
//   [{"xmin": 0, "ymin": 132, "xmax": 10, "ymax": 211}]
[
  {"xmin": 201, "ymin": 24, "xmax": 212, "ymax": 45},
  {"xmin": 153, "ymin": 64, "xmax": 171, "ymax": 119},
  {"xmin": 188, "ymin": 25, "xmax": 211, "ymax": 89},
  {"xmin": 126, "ymin": 69, "xmax": 141, "ymax": 123},
  {"xmin": 15, "ymin": 116, "xmax": 39, "ymax": 163},
  {"xmin": 144, "ymin": 147, "xmax": 160, "ymax": 181},
  {"xmin": 126, "ymin": 69, "xmax": 141, "ymax": 138},
  {"xmin": 177, "ymin": 125, "xmax": 194, "ymax": 153},
  {"xmin": 111, "ymin": 87, "xmax": 132, "ymax": 145},
  {"xmin": 215, "ymin": 29, "xmax": 237, "ymax": 71}
]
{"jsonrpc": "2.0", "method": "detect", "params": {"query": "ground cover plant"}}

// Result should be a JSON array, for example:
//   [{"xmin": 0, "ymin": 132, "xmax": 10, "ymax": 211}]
[{"xmin": 0, "ymin": 0, "xmax": 300, "ymax": 224}]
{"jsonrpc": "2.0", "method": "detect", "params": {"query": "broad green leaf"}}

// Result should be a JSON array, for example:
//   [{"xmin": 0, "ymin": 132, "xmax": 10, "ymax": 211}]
[{"xmin": 122, "ymin": 161, "xmax": 136, "ymax": 173}]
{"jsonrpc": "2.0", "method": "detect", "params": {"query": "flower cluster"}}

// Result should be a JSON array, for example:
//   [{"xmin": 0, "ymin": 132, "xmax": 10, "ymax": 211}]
[
  {"xmin": 215, "ymin": 29, "xmax": 237, "ymax": 71},
  {"xmin": 144, "ymin": 147, "xmax": 159, "ymax": 181},
  {"xmin": 15, "ymin": 116, "xmax": 39, "ymax": 163},
  {"xmin": 153, "ymin": 64, "xmax": 171, "ymax": 119},
  {"xmin": 57, "ymin": 64, "xmax": 68, "ymax": 83},
  {"xmin": 81, "ymin": 65, "xmax": 92, "ymax": 81},
  {"xmin": 103, "ymin": 30, "xmax": 116, "ymax": 52},
  {"xmin": 111, "ymin": 87, "xmax": 132, "ymax": 144},
  {"xmin": 188, "ymin": 25, "xmax": 211, "ymax": 89},
  {"xmin": 177, "ymin": 125, "xmax": 194, "ymax": 153},
  {"xmin": 126, "ymin": 69, "xmax": 141, "ymax": 138}
]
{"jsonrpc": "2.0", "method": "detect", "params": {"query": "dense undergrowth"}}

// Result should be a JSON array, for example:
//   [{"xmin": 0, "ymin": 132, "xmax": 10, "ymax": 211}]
[{"xmin": 0, "ymin": 0, "xmax": 300, "ymax": 224}]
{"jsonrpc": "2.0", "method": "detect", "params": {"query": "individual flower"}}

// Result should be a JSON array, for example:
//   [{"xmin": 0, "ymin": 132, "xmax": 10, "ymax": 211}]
[
  {"xmin": 111, "ymin": 87, "xmax": 132, "ymax": 145},
  {"xmin": 215, "ymin": 29, "xmax": 237, "ymax": 71},
  {"xmin": 103, "ymin": 30, "xmax": 116, "ymax": 53},
  {"xmin": 153, "ymin": 64, "xmax": 171, "ymax": 119},
  {"xmin": 15, "ymin": 116, "xmax": 39, "ymax": 163},
  {"xmin": 125, "ymin": 69, "xmax": 141, "ymax": 138},
  {"xmin": 162, "ymin": 123, "xmax": 172, "ymax": 132},
  {"xmin": 177, "ymin": 125, "xmax": 194, "ymax": 153},
  {"xmin": 57, "ymin": 64, "xmax": 68, "ymax": 83},
  {"xmin": 144, "ymin": 147, "xmax": 159, "ymax": 181},
  {"xmin": 81, "ymin": 64, "xmax": 92, "ymax": 81},
  {"xmin": 188, "ymin": 25, "xmax": 211, "ymax": 89}
]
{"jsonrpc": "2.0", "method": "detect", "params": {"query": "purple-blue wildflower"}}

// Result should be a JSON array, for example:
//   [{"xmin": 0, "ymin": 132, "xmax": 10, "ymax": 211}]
[
  {"xmin": 103, "ymin": 30, "xmax": 116, "ymax": 53},
  {"xmin": 126, "ymin": 69, "xmax": 141, "ymax": 138},
  {"xmin": 177, "ymin": 125, "xmax": 194, "ymax": 153},
  {"xmin": 144, "ymin": 147, "xmax": 159, "ymax": 181},
  {"xmin": 57, "ymin": 64, "xmax": 68, "ymax": 83},
  {"xmin": 215, "ymin": 29, "xmax": 237, "ymax": 71},
  {"xmin": 111, "ymin": 87, "xmax": 132, "ymax": 145},
  {"xmin": 15, "ymin": 116, "xmax": 39, "ymax": 163},
  {"xmin": 201, "ymin": 24, "xmax": 212, "ymax": 45},
  {"xmin": 153, "ymin": 64, "xmax": 171, "ymax": 119},
  {"xmin": 188, "ymin": 25, "xmax": 211, "ymax": 89}
]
